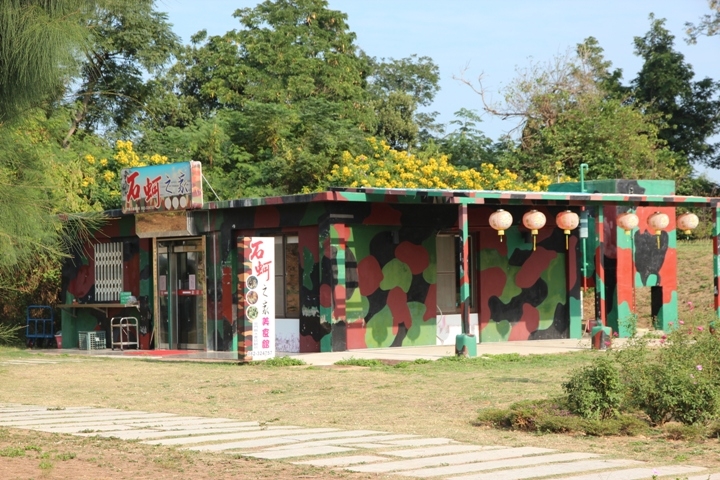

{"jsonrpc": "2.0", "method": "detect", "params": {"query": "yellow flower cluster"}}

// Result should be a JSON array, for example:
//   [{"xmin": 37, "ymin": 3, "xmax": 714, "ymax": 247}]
[
  {"xmin": 328, "ymin": 138, "xmax": 552, "ymax": 192},
  {"xmin": 79, "ymin": 140, "xmax": 171, "ymax": 209},
  {"xmin": 114, "ymin": 140, "xmax": 169, "ymax": 168}
]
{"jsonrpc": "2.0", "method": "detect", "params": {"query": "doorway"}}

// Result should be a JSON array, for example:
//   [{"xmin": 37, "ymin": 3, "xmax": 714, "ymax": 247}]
[{"xmin": 156, "ymin": 238, "xmax": 206, "ymax": 349}]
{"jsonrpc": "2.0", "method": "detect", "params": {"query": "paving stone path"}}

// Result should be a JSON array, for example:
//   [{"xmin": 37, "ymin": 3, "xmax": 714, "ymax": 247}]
[{"xmin": 0, "ymin": 403, "xmax": 716, "ymax": 480}]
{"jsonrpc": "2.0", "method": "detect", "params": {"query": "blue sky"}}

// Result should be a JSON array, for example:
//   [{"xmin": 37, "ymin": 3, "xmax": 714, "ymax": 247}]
[{"xmin": 158, "ymin": 0, "xmax": 719, "ymax": 179}]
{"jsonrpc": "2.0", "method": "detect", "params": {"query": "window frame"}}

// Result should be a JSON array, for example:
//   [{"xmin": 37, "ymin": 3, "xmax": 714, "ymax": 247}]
[{"xmin": 436, "ymin": 232, "xmax": 476, "ymax": 314}]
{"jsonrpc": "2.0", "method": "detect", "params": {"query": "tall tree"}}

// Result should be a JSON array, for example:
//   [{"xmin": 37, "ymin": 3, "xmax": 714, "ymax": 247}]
[
  {"xmin": 145, "ymin": 0, "xmax": 374, "ymax": 198},
  {"xmin": 462, "ymin": 39, "xmax": 683, "ymax": 181},
  {"xmin": 686, "ymin": 0, "xmax": 720, "ymax": 43},
  {"xmin": 366, "ymin": 54, "xmax": 441, "ymax": 150},
  {"xmin": 62, "ymin": 0, "xmax": 180, "ymax": 147},
  {"xmin": 0, "ymin": 0, "xmax": 92, "ymax": 124},
  {"xmin": 437, "ymin": 108, "xmax": 496, "ymax": 169},
  {"xmin": 632, "ymin": 15, "xmax": 720, "ymax": 168},
  {"xmin": 0, "ymin": 1, "xmax": 104, "ymax": 317}
]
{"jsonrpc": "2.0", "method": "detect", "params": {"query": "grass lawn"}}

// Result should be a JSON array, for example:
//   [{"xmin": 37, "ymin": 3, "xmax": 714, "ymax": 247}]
[{"xmin": 0, "ymin": 240, "xmax": 719, "ymax": 478}]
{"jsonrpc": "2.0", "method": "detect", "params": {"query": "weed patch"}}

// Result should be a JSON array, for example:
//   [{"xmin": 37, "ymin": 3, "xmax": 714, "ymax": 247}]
[{"xmin": 334, "ymin": 358, "xmax": 384, "ymax": 367}]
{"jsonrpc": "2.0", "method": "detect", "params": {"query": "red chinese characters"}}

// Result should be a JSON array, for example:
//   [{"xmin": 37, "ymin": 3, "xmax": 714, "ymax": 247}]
[
  {"xmin": 143, "ymin": 176, "xmax": 162, "ymax": 209},
  {"xmin": 125, "ymin": 171, "xmax": 141, "ymax": 202}
]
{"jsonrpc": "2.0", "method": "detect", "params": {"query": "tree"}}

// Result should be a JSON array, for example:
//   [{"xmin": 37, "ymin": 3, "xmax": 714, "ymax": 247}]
[
  {"xmin": 0, "ymin": 0, "xmax": 94, "ymax": 124},
  {"xmin": 632, "ymin": 15, "xmax": 720, "ymax": 168},
  {"xmin": 62, "ymin": 0, "xmax": 180, "ymax": 147},
  {"xmin": 144, "ymin": 0, "xmax": 374, "ymax": 197},
  {"xmin": 686, "ymin": 0, "xmax": 720, "ymax": 43},
  {"xmin": 461, "ymin": 39, "xmax": 683, "ymax": 181},
  {"xmin": 437, "ymin": 108, "xmax": 496, "ymax": 169},
  {"xmin": 0, "ymin": 1, "xmax": 105, "ymax": 325},
  {"xmin": 366, "ymin": 54, "xmax": 441, "ymax": 150}
]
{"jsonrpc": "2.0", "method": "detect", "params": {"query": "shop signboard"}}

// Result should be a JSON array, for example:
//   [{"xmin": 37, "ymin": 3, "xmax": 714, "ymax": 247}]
[
  {"xmin": 245, "ymin": 237, "xmax": 275, "ymax": 359},
  {"xmin": 121, "ymin": 161, "xmax": 203, "ymax": 214}
]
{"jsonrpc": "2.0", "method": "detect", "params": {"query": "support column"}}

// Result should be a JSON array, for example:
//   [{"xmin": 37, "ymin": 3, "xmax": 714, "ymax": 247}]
[
  {"xmin": 455, "ymin": 203, "xmax": 476, "ymax": 357},
  {"xmin": 714, "ymin": 207, "xmax": 720, "ymax": 321},
  {"xmin": 318, "ymin": 220, "xmax": 347, "ymax": 352},
  {"xmin": 567, "ymin": 227, "xmax": 582, "ymax": 339},
  {"xmin": 592, "ymin": 207, "xmax": 611, "ymax": 349}
]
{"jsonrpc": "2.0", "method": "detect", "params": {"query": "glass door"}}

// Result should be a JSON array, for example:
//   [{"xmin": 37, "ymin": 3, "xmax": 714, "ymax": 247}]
[{"xmin": 157, "ymin": 238, "xmax": 205, "ymax": 349}]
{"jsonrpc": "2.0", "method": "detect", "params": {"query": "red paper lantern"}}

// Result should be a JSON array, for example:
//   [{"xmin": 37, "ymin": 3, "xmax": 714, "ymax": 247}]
[
  {"xmin": 556, "ymin": 210, "xmax": 579, "ymax": 250},
  {"xmin": 489, "ymin": 209, "xmax": 513, "ymax": 242},
  {"xmin": 617, "ymin": 212, "xmax": 639, "ymax": 236},
  {"xmin": 522, "ymin": 209, "xmax": 546, "ymax": 251},
  {"xmin": 647, "ymin": 211, "xmax": 670, "ymax": 248},
  {"xmin": 677, "ymin": 212, "xmax": 699, "ymax": 235}
]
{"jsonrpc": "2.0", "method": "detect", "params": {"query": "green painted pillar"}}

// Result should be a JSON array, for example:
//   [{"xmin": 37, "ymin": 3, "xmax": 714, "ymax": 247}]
[
  {"xmin": 592, "ymin": 207, "xmax": 609, "ymax": 349},
  {"xmin": 714, "ymin": 207, "xmax": 720, "ymax": 321},
  {"xmin": 455, "ymin": 203, "xmax": 475, "ymax": 357},
  {"xmin": 655, "ymin": 215, "xmax": 678, "ymax": 332},
  {"xmin": 330, "ymin": 223, "xmax": 347, "ymax": 352}
]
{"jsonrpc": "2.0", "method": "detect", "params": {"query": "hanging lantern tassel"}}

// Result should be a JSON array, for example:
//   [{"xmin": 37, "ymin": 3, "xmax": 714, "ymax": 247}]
[
  {"xmin": 522, "ymin": 209, "xmax": 547, "ymax": 252},
  {"xmin": 489, "ymin": 209, "xmax": 513, "ymax": 243},
  {"xmin": 556, "ymin": 210, "xmax": 579, "ymax": 250},
  {"xmin": 647, "ymin": 211, "xmax": 670, "ymax": 249}
]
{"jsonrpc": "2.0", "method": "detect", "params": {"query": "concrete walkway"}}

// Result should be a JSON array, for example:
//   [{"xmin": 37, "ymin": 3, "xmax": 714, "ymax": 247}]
[
  {"xmin": 282, "ymin": 337, "xmax": 608, "ymax": 366},
  {"xmin": 38, "ymin": 336, "xmax": 633, "ymax": 365},
  {"xmin": 0, "ymin": 403, "xmax": 713, "ymax": 480}
]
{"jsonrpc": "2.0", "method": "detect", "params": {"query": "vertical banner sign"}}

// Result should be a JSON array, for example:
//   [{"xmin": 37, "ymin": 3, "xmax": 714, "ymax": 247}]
[
  {"xmin": 246, "ymin": 237, "xmax": 275, "ymax": 359},
  {"xmin": 121, "ymin": 161, "xmax": 203, "ymax": 214}
]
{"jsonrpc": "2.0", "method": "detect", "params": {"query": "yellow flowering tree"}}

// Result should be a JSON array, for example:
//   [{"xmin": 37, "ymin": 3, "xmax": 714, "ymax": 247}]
[
  {"xmin": 81, "ymin": 140, "xmax": 169, "ymax": 210},
  {"xmin": 327, "ymin": 138, "xmax": 554, "ymax": 191}
]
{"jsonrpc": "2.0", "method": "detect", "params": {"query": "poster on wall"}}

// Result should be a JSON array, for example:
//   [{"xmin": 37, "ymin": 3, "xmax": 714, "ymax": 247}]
[
  {"xmin": 246, "ymin": 237, "xmax": 275, "ymax": 359},
  {"xmin": 121, "ymin": 161, "xmax": 203, "ymax": 214}
]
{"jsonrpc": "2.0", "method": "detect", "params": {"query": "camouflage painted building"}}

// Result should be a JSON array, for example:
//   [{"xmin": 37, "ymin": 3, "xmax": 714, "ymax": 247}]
[{"xmin": 59, "ymin": 176, "xmax": 720, "ymax": 359}]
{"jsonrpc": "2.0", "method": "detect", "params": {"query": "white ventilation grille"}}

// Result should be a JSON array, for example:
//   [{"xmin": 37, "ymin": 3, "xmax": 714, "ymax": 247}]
[{"xmin": 94, "ymin": 242, "xmax": 123, "ymax": 302}]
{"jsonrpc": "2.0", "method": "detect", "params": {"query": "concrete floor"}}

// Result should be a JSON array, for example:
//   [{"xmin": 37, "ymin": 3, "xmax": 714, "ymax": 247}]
[{"xmin": 39, "ymin": 335, "xmax": 628, "ymax": 366}]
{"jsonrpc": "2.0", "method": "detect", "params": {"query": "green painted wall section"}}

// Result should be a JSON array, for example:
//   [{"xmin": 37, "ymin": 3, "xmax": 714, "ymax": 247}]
[
  {"xmin": 379, "ymin": 259, "xmax": 413, "ymax": 293},
  {"xmin": 656, "ymin": 290, "xmax": 678, "ymax": 331},
  {"xmin": 537, "ymin": 254, "xmax": 567, "ymax": 330}
]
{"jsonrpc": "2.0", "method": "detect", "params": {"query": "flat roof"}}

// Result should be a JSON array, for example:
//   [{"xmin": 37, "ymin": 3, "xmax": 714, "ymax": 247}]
[{"xmin": 201, "ymin": 187, "xmax": 720, "ymax": 210}]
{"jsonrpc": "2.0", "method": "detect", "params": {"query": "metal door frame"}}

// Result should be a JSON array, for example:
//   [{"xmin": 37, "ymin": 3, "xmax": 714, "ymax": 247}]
[{"xmin": 153, "ymin": 236, "xmax": 207, "ymax": 350}]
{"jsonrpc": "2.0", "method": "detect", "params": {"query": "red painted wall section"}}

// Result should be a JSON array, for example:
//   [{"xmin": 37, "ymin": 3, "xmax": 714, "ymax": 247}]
[
  {"xmin": 508, "ymin": 304, "xmax": 540, "ymax": 340},
  {"xmin": 254, "ymin": 206, "xmax": 281, "ymax": 229},
  {"xmin": 363, "ymin": 203, "xmax": 402, "ymax": 225}
]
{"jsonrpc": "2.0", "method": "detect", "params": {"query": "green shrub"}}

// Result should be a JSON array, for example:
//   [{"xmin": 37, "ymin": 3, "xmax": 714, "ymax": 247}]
[
  {"xmin": 616, "ymin": 319, "xmax": 720, "ymax": 425},
  {"xmin": 334, "ymin": 357, "xmax": 384, "ymax": 367},
  {"xmin": 563, "ymin": 356, "xmax": 623, "ymax": 420},
  {"xmin": 475, "ymin": 399, "xmax": 647, "ymax": 436},
  {"xmin": 663, "ymin": 422, "xmax": 708, "ymax": 441},
  {"xmin": 0, "ymin": 323, "xmax": 23, "ymax": 346},
  {"xmin": 259, "ymin": 356, "xmax": 306, "ymax": 367}
]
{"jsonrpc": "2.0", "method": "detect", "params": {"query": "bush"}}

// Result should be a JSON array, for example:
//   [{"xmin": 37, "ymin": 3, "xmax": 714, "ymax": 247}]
[
  {"xmin": 616, "ymin": 317, "xmax": 720, "ymax": 425},
  {"xmin": 563, "ymin": 356, "xmax": 623, "ymax": 420},
  {"xmin": 258, "ymin": 356, "xmax": 306, "ymax": 367},
  {"xmin": 475, "ymin": 399, "xmax": 647, "ymax": 436},
  {"xmin": 334, "ymin": 357, "xmax": 384, "ymax": 367},
  {"xmin": 0, "ymin": 323, "xmax": 23, "ymax": 346}
]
